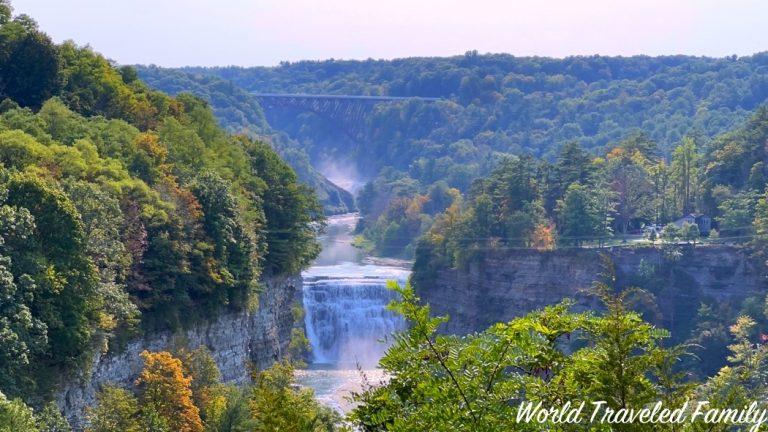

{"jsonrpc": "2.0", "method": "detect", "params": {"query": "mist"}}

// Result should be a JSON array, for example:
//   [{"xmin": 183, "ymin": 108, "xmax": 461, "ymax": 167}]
[{"xmin": 318, "ymin": 159, "xmax": 365, "ymax": 195}]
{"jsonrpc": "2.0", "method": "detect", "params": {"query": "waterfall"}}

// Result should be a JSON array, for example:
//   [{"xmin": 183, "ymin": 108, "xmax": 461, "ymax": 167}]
[{"xmin": 302, "ymin": 263, "xmax": 409, "ymax": 367}]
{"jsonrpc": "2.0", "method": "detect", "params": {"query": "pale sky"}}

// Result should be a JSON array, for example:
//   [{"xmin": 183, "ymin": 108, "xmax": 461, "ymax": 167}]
[{"xmin": 13, "ymin": 0, "xmax": 768, "ymax": 67}]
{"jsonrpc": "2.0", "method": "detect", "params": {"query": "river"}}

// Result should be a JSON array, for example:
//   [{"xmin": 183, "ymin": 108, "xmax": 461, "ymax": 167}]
[{"xmin": 296, "ymin": 213, "xmax": 410, "ymax": 413}]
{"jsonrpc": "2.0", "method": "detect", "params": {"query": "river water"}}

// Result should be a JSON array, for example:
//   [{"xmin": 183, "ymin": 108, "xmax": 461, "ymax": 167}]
[{"xmin": 296, "ymin": 213, "xmax": 410, "ymax": 413}]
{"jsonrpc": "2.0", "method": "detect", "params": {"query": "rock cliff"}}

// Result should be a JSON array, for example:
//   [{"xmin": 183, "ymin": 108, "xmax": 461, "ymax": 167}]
[
  {"xmin": 57, "ymin": 274, "xmax": 300, "ymax": 428},
  {"xmin": 415, "ymin": 246, "xmax": 764, "ymax": 334}
]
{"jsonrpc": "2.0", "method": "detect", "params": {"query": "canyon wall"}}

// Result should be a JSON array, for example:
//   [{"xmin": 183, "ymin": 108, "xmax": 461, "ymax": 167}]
[
  {"xmin": 57, "ymin": 275, "xmax": 300, "ymax": 428},
  {"xmin": 415, "ymin": 245, "xmax": 764, "ymax": 334}
]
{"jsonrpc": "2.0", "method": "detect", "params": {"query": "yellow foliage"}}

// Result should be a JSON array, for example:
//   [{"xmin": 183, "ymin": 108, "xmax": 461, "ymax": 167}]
[
  {"xmin": 405, "ymin": 194, "xmax": 429, "ymax": 219},
  {"xmin": 606, "ymin": 146, "xmax": 625, "ymax": 160},
  {"xmin": 135, "ymin": 351, "xmax": 204, "ymax": 432},
  {"xmin": 531, "ymin": 223, "xmax": 556, "ymax": 250},
  {"xmin": 133, "ymin": 132, "xmax": 167, "ymax": 163}
]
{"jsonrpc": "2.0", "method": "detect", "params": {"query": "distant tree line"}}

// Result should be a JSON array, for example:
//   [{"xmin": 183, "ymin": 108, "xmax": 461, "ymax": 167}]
[{"xmin": 144, "ymin": 49, "xmax": 768, "ymax": 257}]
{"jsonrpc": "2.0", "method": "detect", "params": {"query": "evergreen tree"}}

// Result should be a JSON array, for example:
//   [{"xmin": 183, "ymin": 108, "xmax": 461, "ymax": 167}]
[{"xmin": 557, "ymin": 182, "xmax": 601, "ymax": 247}]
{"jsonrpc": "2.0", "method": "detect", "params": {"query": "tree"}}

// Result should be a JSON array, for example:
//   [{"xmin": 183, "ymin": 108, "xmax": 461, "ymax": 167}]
[
  {"xmin": 0, "ymin": 1, "xmax": 11, "ymax": 25},
  {"xmin": 2, "ymin": 173, "xmax": 99, "ymax": 392},
  {"xmin": 694, "ymin": 315, "xmax": 768, "ymax": 430},
  {"xmin": 545, "ymin": 141, "xmax": 592, "ymax": 212},
  {"xmin": 190, "ymin": 171, "xmax": 257, "ymax": 309},
  {"xmin": 530, "ymin": 223, "xmax": 555, "ymax": 250},
  {"xmin": 671, "ymin": 137, "xmax": 699, "ymax": 215},
  {"xmin": 249, "ymin": 361, "xmax": 342, "ymax": 431},
  {"xmin": 661, "ymin": 224, "xmax": 681, "ymax": 243},
  {"xmin": 718, "ymin": 191, "xmax": 759, "ymax": 237},
  {"xmin": 242, "ymin": 137, "xmax": 324, "ymax": 274},
  {"xmin": 177, "ymin": 346, "xmax": 222, "ymax": 421},
  {"xmin": 0, "ymin": 13, "xmax": 60, "ymax": 108},
  {"xmin": 557, "ymin": 182, "xmax": 601, "ymax": 247},
  {"xmin": 606, "ymin": 151, "xmax": 652, "ymax": 237},
  {"xmin": 0, "ymin": 392, "xmax": 37, "ymax": 432},
  {"xmin": 135, "ymin": 351, "xmax": 204, "ymax": 432},
  {"xmin": 208, "ymin": 387, "xmax": 255, "ymax": 432},
  {"xmin": 0, "ymin": 180, "xmax": 46, "ymax": 395},
  {"xmin": 681, "ymin": 222, "xmax": 700, "ymax": 245},
  {"xmin": 86, "ymin": 386, "xmax": 141, "ymax": 432},
  {"xmin": 480, "ymin": 156, "xmax": 544, "ymax": 247},
  {"xmin": 648, "ymin": 160, "xmax": 674, "ymax": 224},
  {"xmin": 351, "ymin": 279, "xmax": 686, "ymax": 431},
  {"xmin": 35, "ymin": 403, "xmax": 70, "ymax": 432}
]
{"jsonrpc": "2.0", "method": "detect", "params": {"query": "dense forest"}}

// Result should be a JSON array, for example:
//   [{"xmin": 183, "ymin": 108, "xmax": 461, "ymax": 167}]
[
  {"xmin": 415, "ymin": 105, "xmax": 768, "ymax": 268},
  {"xmin": 4, "ymin": 0, "xmax": 768, "ymax": 430},
  {"xmin": 136, "ymin": 66, "xmax": 355, "ymax": 215},
  {"xmin": 0, "ymin": 0, "xmax": 323, "ymax": 418},
  {"xmin": 141, "ymin": 52, "xmax": 768, "ymax": 257},
  {"xmin": 405, "ymin": 108, "xmax": 768, "ymax": 376}
]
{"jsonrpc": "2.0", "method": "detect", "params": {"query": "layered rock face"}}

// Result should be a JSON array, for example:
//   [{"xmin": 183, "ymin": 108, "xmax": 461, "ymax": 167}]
[
  {"xmin": 415, "ymin": 246, "xmax": 763, "ymax": 334},
  {"xmin": 58, "ymin": 275, "xmax": 300, "ymax": 428}
]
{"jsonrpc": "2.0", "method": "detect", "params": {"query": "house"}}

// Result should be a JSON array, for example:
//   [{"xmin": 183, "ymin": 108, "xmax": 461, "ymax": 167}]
[{"xmin": 672, "ymin": 213, "xmax": 711, "ymax": 235}]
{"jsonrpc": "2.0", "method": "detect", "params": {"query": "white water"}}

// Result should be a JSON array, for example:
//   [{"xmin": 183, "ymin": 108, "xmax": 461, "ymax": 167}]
[{"xmin": 297, "ymin": 213, "xmax": 410, "ymax": 412}]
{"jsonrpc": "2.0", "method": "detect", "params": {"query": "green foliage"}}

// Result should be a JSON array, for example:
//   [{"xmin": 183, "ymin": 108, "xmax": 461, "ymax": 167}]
[
  {"xmin": 717, "ymin": 190, "xmax": 758, "ymax": 237},
  {"xmin": 86, "ymin": 386, "xmax": 141, "ymax": 432},
  {"xmin": 350, "ymin": 279, "xmax": 686, "ymax": 431},
  {"xmin": 288, "ymin": 327, "xmax": 311, "ymax": 365},
  {"xmin": 556, "ymin": 182, "xmax": 603, "ymax": 246},
  {"xmin": 135, "ymin": 66, "xmax": 354, "ymax": 215},
  {"xmin": 417, "ymin": 106, "xmax": 768, "ymax": 277},
  {"xmin": 3, "ymin": 173, "xmax": 100, "ymax": 391},
  {"xmin": 249, "ymin": 361, "xmax": 344, "ymax": 431},
  {"xmin": 671, "ymin": 137, "xmax": 699, "ymax": 215},
  {"xmin": 179, "ymin": 54, "xmax": 768, "ymax": 162},
  {"xmin": 0, "ymin": 3, "xmax": 323, "ymax": 406},
  {"xmin": 34, "ymin": 403, "xmax": 70, "ymax": 432},
  {"xmin": 243, "ymin": 137, "xmax": 323, "ymax": 274},
  {"xmin": 143, "ymin": 54, "xmax": 768, "ymax": 253},
  {"xmin": 0, "ymin": 12, "xmax": 59, "ymax": 109},
  {"xmin": 87, "ymin": 353, "xmax": 346, "ymax": 432},
  {"xmin": 660, "ymin": 224, "xmax": 681, "ymax": 242},
  {"xmin": 681, "ymin": 222, "xmax": 700, "ymax": 244},
  {"xmin": 0, "ymin": 183, "xmax": 45, "ymax": 395},
  {"xmin": 0, "ymin": 391, "xmax": 38, "ymax": 432}
]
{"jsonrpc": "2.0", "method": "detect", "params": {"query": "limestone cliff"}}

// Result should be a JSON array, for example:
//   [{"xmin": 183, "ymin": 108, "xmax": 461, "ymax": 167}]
[
  {"xmin": 414, "ymin": 245, "xmax": 764, "ymax": 334},
  {"xmin": 58, "ymin": 275, "xmax": 300, "ymax": 428}
]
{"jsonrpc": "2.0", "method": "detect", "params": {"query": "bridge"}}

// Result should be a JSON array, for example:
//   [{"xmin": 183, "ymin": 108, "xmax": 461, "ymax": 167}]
[{"xmin": 252, "ymin": 93, "xmax": 440, "ymax": 139}]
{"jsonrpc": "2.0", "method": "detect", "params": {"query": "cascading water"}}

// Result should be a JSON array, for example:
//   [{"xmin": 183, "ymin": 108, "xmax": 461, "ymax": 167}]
[
  {"xmin": 296, "ymin": 213, "xmax": 411, "ymax": 411},
  {"xmin": 302, "ymin": 264, "xmax": 409, "ymax": 367}
]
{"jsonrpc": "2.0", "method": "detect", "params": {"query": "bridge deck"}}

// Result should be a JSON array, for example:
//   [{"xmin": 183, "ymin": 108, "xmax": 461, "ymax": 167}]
[{"xmin": 252, "ymin": 92, "xmax": 440, "ymax": 102}]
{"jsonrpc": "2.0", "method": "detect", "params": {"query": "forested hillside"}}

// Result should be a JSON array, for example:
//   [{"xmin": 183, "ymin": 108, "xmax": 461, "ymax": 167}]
[
  {"xmin": 181, "ymin": 52, "xmax": 768, "ymax": 159},
  {"xmin": 392, "ymin": 105, "xmax": 768, "ymax": 392},
  {"xmin": 136, "ymin": 66, "xmax": 355, "ymax": 214},
  {"xmin": 142, "ymin": 53, "xmax": 768, "ymax": 257},
  {"xmin": 0, "ymin": 2, "xmax": 322, "ymax": 406},
  {"xmin": 415, "ymin": 105, "xmax": 768, "ymax": 269}
]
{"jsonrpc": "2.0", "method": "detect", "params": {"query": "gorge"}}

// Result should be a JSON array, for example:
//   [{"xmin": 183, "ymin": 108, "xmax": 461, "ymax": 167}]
[{"xmin": 297, "ymin": 213, "xmax": 410, "ymax": 411}]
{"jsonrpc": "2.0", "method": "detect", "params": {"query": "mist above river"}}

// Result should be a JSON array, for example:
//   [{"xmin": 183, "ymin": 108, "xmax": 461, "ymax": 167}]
[{"xmin": 318, "ymin": 160, "xmax": 365, "ymax": 196}]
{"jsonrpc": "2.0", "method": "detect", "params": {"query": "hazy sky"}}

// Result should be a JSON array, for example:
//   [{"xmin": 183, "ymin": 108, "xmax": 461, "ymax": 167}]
[{"xmin": 14, "ymin": 0, "xmax": 768, "ymax": 67}]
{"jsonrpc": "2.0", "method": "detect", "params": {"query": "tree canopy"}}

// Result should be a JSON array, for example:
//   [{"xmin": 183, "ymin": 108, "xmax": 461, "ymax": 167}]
[{"xmin": 0, "ymin": 3, "xmax": 323, "ymax": 403}]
